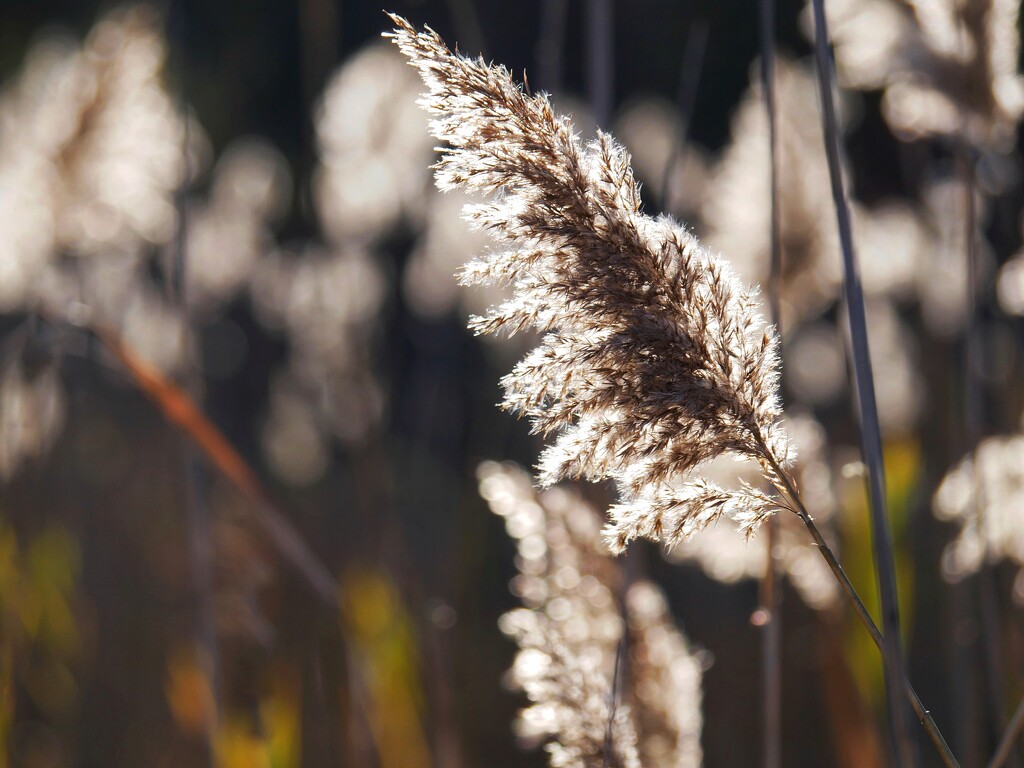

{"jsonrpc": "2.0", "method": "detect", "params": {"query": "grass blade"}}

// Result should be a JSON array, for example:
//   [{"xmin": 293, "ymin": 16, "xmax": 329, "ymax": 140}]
[
  {"xmin": 660, "ymin": 17, "xmax": 708, "ymax": 213},
  {"xmin": 758, "ymin": 1, "xmax": 783, "ymax": 766},
  {"xmin": 808, "ymin": 1, "xmax": 914, "ymax": 763},
  {"xmin": 90, "ymin": 320, "xmax": 341, "ymax": 606},
  {"xmin": 990, "ymin": 697, "xmax": 1024, "ymax": 768}
]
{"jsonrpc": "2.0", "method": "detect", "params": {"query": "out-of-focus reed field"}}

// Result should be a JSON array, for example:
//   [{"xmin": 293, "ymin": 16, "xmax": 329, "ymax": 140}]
[{"xmin": 3, "ymin": 1, "xmax": 1024, "ymax": 766}]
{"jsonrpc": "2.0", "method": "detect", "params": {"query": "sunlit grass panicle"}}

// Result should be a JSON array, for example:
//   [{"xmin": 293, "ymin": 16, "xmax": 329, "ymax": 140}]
[{"xmin": 389, "ymin": 15, "xmax": 790, "ymax": 550}]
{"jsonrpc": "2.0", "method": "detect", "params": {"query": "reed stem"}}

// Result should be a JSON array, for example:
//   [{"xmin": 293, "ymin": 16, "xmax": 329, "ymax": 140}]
[
  {"xmin": 808, "ymin": 1, "xmax": 914, "ymax": 763},
  {"xmin": 758, "ymin": 442, "xmax": 959, "ymax": 768},
  {"xmin": 758, "ymin": 1, "xmax": 783, "ymax": 765},
  {"xmin": 169, "ymin": 4, "xmax": 219, "ymax": 759},
  {"xmin": 660, "ymin": 18, "xmax": 708, "ymax": 213},
  {"xmin": 990, "ymin": 698, "xmax": 1024, "ymax": 768}
]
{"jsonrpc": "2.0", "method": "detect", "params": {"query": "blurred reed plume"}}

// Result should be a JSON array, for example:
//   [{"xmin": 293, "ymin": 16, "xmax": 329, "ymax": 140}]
[
  {"xmin": 388, "ymin": 15, "xmax": 790, "ymax": 553},
  {"xmin": 701, "ymin": 55, "xmax": 931, "ymax": 327},
  {"xmin": 816, "ymin": 0, "xmax": 1024, "ymax": 149},
  {"xmin": 479, "ymin": 461, "xmax": 704, "ymax": 768},
  {"xmin": 0, "ymin": 4, "xmax": 198, "ymax": 362},
  {"xmin": 933, "ymin": 429, "xmax": 1024, "ymax": 593}
]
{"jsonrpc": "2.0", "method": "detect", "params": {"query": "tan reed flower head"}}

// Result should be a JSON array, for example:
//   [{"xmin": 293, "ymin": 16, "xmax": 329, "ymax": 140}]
[
  {"xmin": 406, "ymin": 96, "xmax": 592, "ymax": 326},
  {"xmin": 480, "ymin": 461, "xmax": 704, "ymax": 768},
  {"xmin": 389, "ymin": 15, "xmax": 789, "ymax": 552},
  {"xmin": 667, "ymin": 413, "xmax": 841, "ymax": 611},
  {"xmin": 814, "ymin": 0, "xmax": 1024, "ymax": 149}
]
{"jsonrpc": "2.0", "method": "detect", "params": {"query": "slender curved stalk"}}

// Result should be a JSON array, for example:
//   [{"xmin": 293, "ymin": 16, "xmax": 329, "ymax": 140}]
[
  {"xmin": 89, "ymin": 320, "xmax": 342, "ymax": 606},
  {"xmin": 757, "ymin": 441, "xmax": 960, "ymax": 768},
  {"xmin": 758, "ymin": 0, "xmax": 783, "ymax": 765},
  {"xmin": 808, "ymin": 1, "xmax": 913, "ymax": 763},
  {"xmin": 660, "ymin": 18, "xmax": 708, "ymax": 213},
  {"xmin": 602, "ymin": 636, "xmax": 625, "ymax": 768},
  {"xmin": 169, "ymin": 5, "xmax": 219, "ymax": 759},
  {"xmin": 959, "ymin": 138, "xmax": 1015, "ymax": 763},
  {"xmin": 990, "ymin": 697, "xmax": 1024, "ymax": 768},
  {"xmin": 759, "ymin": 517, "xmax": 783, "ymax": 768}
]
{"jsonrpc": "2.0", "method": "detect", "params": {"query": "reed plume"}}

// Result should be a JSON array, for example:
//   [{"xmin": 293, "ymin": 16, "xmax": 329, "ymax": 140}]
[
  {"xmin": 388, "ymin": 15, "xmax": 789, "ymax": 551},
  {"xmin": 480, "ymin": 461, "xmax": 703, "ymax": 768},
  {"xmin": 934, "ymin": 430, "xmax": 1024, "ymax": 591}
]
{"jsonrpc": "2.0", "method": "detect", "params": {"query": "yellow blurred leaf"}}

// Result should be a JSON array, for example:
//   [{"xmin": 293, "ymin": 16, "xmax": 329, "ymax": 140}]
[
  {"xmin": 340, "ymin": 570, "xmax": 433, "ymax": 768},
  {"xmin": 840, "ymin": 437, "xmax": 921, "ymax": 709},
  {"xmin": 165, "ymin": 647, "xmax": 217, "ymax": 737}
]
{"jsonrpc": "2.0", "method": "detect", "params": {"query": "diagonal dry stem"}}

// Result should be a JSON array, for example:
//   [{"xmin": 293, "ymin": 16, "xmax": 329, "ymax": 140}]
[
  {"xmin": 756, "ymin": 436, "xmax": 959, "ymax": 768},
  {"xmin": 77, "ymin": 316, "xmax": 342, "ymax": 606},
  {"xmin": 990, "ymin": 697, "xmax": 1024, "ymax": 768}
]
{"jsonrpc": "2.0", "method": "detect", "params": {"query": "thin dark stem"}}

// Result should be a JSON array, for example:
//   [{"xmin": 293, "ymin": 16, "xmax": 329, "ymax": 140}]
[
  {"xmin": 960, "ymin": 138, "xmax": 1015, "ymax": 765},
  {"xmin": 537, "ymin": 0, "xmax": 569, "ymax": 94},
  {"xmin": 759, "ymin": 517, "xmax": 783, "ymax": 768},
  {"xmin": 603, "ymin": 636, "xmax": 625, "ymax": 768},
  {"xmin": 169, "ymin": 3, "xmax": 219, "ymax": 759},
  {"xmin": 756, "ymin": 441, "xmax": 960, "ymax": 768},
  {"xmin": 660, "ymin": 18, "xmax": 708, "ymax": 213},
  {"xmin": 82, "ymin": 318, "xmax": 342, "ymax": 606},
  {"xmin": 586, "ymin": 0, "xmax": 613, "ymax": 127},
  {"xmin": 760, "ymin": 21, "xmax": 782, "ymax": 333},
  {"xmin": 990, "ymin": 698, "xmax": 1024, "ymax": 768},
  {"xmin": 951, "ymin": 577, "xmax": 981, "ymax": 761},
  {"xmin": 808, "ymin": 2, "xmax": 913, "ymax": 764},
  {"xmin": 981, "ymin": 568, "xmax": 1012, "ymax": 753},
  {"xmin": 758, "ymin": 1, "xmax": 783, "ymax": 766}
]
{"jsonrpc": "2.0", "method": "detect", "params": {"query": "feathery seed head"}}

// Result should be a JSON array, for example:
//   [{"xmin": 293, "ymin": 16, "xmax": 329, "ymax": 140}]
[{"xmin": 390, "ymin": 15, "xmax": 789, "ymax": 548}]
